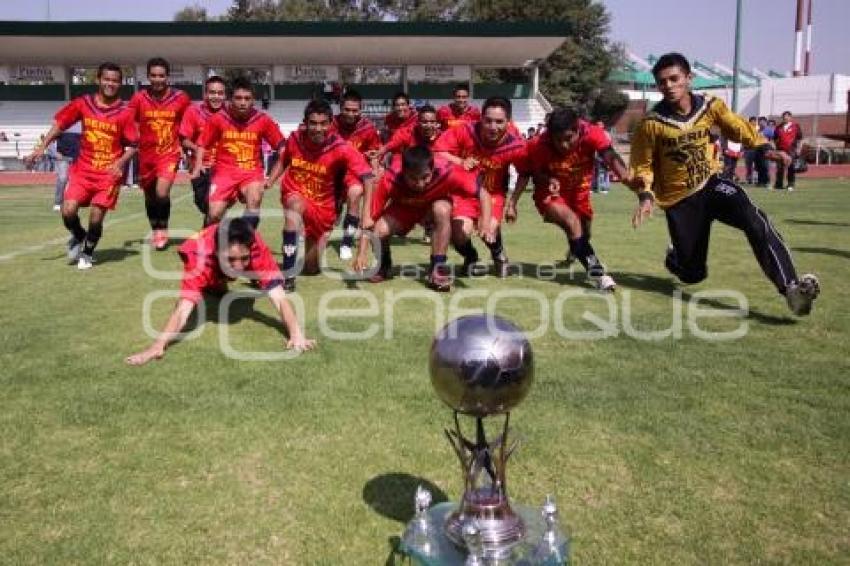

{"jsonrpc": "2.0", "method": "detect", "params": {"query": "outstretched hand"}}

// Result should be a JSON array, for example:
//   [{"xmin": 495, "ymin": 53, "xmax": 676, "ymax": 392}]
[{"xmin": 631, "ymin": 199, "xmax": 654, "ymax": 229}]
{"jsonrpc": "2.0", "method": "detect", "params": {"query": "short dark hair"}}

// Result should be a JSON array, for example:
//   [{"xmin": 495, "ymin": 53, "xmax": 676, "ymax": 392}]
[
  {"xmin": 453, "ymin": 84, "xmax": 470, "ymax": 95},
  {"xmin": 341, "ymin": 89, "xmax": 362, "ymax": 104},
  {"xmin": 782, "ymin": 110, "xmax": 792, "ymax": 117},
  {"xmin": 205, "ymin": 75, "xmax": 225, "ymax": 88},
  {"xmin": 652, "ymin": 52, "xmax": 691, "ymax": 78},
  {"xmin": 220, "ymin": 217, "xmax": 255, "ymax": 248},
  {"xmin": 482, "ymin": 96, "xmax": 512, "ymax": 119},
  {"xmin": 230, "ymin": 77, "xmax": 254, "ymax": 97},
  {"xmin": 546, "ymin": 107, "xmax": 581, "ymax": 134},
  {"xmin": 146, "ymin": 57, "xmax": 170, "ymax": 75},
  {"xmin": 392, "ymin": 92, "xmax": 411, "ymax": 105},
  {"xmin": 304, "ymin": 98, "xmax": 333, "ymax": 121},
  {"xmin": 758, "ymin": 116, "xmax": 768, "ymax": 122},
  {"xmin": 402, "ymin": 145, "xmax": 434, "ymax": 173},
  {"xmin": 96, "ymin": 62, "xmax": 122, "ymax": 80},
  {"xmin": 748, "ymin": 116, "xmax": 757, "ymax": 122},
  {"xmin": 417, "ymin": 104, "xmax": 437, "ymax": 116}
]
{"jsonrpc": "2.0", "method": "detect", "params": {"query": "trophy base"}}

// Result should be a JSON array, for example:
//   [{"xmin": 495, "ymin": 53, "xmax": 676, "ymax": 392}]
[
  {"xmin": 444, "ymin": 491, "xmax": 525, "ymax": 558},
  {"xmin": 400, "ymin": 501, "xmax": 569, "ymax": 565}
]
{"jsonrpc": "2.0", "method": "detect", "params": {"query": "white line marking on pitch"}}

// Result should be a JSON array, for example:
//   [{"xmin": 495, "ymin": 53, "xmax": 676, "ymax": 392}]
[{"xmin": 0, "ymin": 193, "xmax": 192, "ymax": 262}]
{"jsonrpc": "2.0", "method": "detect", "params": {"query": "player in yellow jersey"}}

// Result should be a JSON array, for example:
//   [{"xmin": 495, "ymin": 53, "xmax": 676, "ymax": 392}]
[{"xmin": 625, "ymin": 53, "xmax": 819, "ymax": 316}]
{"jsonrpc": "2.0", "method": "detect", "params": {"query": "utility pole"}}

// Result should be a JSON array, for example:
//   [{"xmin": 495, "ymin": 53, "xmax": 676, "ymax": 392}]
[{"xmin": 732, "ymin": 0, "xmax": 742, "ymax": 112}]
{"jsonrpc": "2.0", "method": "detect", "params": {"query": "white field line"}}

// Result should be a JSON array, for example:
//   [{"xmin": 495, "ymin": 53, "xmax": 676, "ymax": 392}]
[{"xmin": 0, "ymin": 193, "xmax": 193, "ymax": 263}]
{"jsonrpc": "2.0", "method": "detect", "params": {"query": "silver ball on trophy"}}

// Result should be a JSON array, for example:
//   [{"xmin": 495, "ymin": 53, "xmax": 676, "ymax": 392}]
[{"xmin": 429, "ymin": 314, "xmax": 534, "ymax": 417}]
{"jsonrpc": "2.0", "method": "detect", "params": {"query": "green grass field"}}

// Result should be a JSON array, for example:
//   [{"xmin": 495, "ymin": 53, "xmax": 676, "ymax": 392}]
[{"xmin": 1, "ymin": 179, "xmax": 848, "ymax": 564}]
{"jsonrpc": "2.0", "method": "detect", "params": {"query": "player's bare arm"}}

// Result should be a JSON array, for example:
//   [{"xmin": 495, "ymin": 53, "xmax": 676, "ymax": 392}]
[
  {"xmin": 505, "ymin": 174, "xmax": 530, "ymax": 224},
  {"xmin": 267, "ymin": 286, "xmax": 316, "ymax": 351},
  {"xmin": 125, "ymin": 298, "xmax": 195, "ymax": 366},
  {"xmin": 24, "ymin": 122, "xmax": 63, "ymax": 165}
]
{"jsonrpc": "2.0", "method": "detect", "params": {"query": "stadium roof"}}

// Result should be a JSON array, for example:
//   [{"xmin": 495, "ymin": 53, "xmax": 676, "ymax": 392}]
[{"xmin": 0, "ymin": 21, "xmax": 568, "ymax": 67}]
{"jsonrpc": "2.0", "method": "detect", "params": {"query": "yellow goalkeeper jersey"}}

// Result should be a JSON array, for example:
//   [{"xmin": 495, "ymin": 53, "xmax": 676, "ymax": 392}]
[{"xmin": 629, "ymin": 93, "xmax": 768, "ymax": 208}]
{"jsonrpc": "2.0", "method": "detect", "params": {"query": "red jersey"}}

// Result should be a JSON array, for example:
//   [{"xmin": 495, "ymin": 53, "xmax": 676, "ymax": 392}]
[
  {"xmin": 280, "ymin": 130, "xmax": 374, "ymax": 208},
  {"xmin": 773, "ymin": 121, "xmax": 802, "ymax": 152},
  {"xmin": 525, "ymin": 120, "xmax": 611, "ymax": 194},
  {"xmin": 386, "ymin": 124, "xmax": 440, "ymax": 155},
  {"xmin": 372, "ymin": 161, "xmax": 476, "ymax": 212},
  {"xmin": 54, "ymin": 94, "xmax": 138, "ymax": 174},
  {"xmin": 198, "ymin": 107, "xmax": 284, "ymax": 172},
  {"xmin": 384, "ymin": 110, "xmax": 418, "ymax": 137},
  {"xmin": 436, "ymin": 104, "xmax": 481, "ymax": 131},
  {"xmin": 178, "ymin": 224, "xmax": 283, "ymax": 304},
  {"xmin": 433, "ymin": 122, "xmax": 528, "ymax": 196},
  {"xmin": 331, "ymin": 116, "xmax": 381, "ymax": 155},
  {"xmin": 179, "ymin": 102, "xmax": 223, "ymax": 169},
  {"xmin": 128, "ymin": 88, "xmax": 191, "ymax": 158}
]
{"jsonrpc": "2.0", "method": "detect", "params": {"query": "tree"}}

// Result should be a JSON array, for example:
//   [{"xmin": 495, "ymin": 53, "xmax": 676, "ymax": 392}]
[{"xmin": 174, "ymin": 3, "xmax": 211, "ymax": 21}]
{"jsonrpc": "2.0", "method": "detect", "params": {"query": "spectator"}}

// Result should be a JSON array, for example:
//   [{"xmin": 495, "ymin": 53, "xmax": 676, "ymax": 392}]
[
  {"xmin": 754, "ymin": 117, "xmax": 771, "ymax": 186},
  {"xmin": 525, "ymin": 126, "xmax": 537, "ymax": 140},
  {"xmin": 52, "ymin": 131, "xmax": 81, "ymax": 211},
  {"xmin": 744, "ymin": 116, "xmax": 758, "ymax": 183},
  {"xmin": 721, "ymin": 137, "xmax": 743, "ymax": 181},
  {"xmin": 773, "ymin": 110, "xmax": 803, "ymax": 191},
  {"xmin": 0, "ymin": 131, "xmax": 8, "ymax": 142}
]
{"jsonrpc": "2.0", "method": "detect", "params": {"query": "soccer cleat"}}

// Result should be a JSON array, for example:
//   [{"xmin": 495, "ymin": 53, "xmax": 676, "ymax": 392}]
[
  {"xmin": 787, "ymin": 185, "xmax": 794, "ymax": 192},
  {"xmin": 283, "ymin": 277, "xmax": 296, "ymax": 292},
  {"xmin": 427, "ymin": 267, "xmax": 453, "ymax": 292},
  {"xmin": 67, "ymin": 237, "xmax": 82, "ymax": 263},
  {"xmin": 592, "ymin": 274, "xmax": 617, "ymax": 292},
  {"xmin": 52, "ymin": 204, "xmax": 61, "ymax": 212},
  {"xmin": 785, "ymin": 273, "xmax": 820, "ymax": 316},
  {"xmin": 339, "ymin": 245, "xmax": 353, "ymax": 261},
  {"xmin": 77, "ymin": 253, "xmax": 94, "ymax": 270},
  {"xmin": 152, "ymin": 229, "xmax": 169, "ymax": 251},
  {"xmin": 493, "ymin": 254, "xmax": 511, "ymax": 278}
]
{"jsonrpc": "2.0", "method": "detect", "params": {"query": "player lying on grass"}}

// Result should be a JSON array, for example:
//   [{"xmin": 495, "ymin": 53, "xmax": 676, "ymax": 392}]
[
  {"xmin": 353, "ymin": 145, "xmax": 493, "ymax": 292},
  {"xmin": 625, "ymin": 52, "xmax": 820, "ymax": 315},
  {"xmin": 507, "ymin": 107, "xmax": 625, "ymax": 291},
  {"xmin": 179, "ymin": 75, "xmax": 226, "ymax": 222},
  {"xmin": 25, "ymin": 62, "xmax": 138, "ymax": 270},
  {"xmin": 265, "ymin": 99, "xmax": 375, "ymax": 291},
  {"xmin": 125, "ymin": 218, "xmax": 315, "ymax": 366},
  {"xmin": 434, "ymin": 96, "xmax": 527, "ymax": 278},
  {"xmin": 128, "ymin": 57, "xmax": 191, "ymax": 250},
  {"xmin": 192, "ymin": 77, "xmax": 284, "ymax": 228}
]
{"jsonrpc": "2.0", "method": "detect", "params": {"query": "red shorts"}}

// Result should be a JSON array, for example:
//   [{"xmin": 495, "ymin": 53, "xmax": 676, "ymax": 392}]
[
  {"xmin": 451, "ymin": 191, "xmax": 505, "ymax": 222},
  {"xmin": 282, "ymin": 187, "xmax": 337, "ymax": 242},
  {"xmin": 139, "ymin": 153, "xmax": 180, "ymax": 190},
  {"xmin": 381, "ymin": 204, "xmax": 430, "ymax": 236},
  {"xmin": 533, "ymin": 188, "xmax": 593, "ymax": 221},
  {"xmin": 209, "ymin": 168, "xmax": 265, "ymax": 205},
  {"xmin": 65, "ymin": 168, "xmax": 121, "ymax": 210}
]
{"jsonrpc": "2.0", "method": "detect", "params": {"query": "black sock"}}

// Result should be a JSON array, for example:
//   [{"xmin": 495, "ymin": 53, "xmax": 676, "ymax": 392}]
[
  {"xmin": 62, "ymin": 214, "xmax": 87, "ymax": 242},
  {"xmin": 568, "ymin": 235, "xmax": 602, "ymax": 272},
  {"xmin": 145, "ymin": 198, "xmax": 158, "ymax": 230},
  {"xmin": 379, "ymin": 238, "xmax": 392, "ymax": 272},
  {"xmin": 282, "ymin": 230, "xmax": 298, "ymax": 276},
  {"xmin": 243, "ymin": 211, "xmax": 260, "ymax": 230},
  {"xmin": 454, "ymin": 239, "xmax": 478, "ymax": 263},
  {"xmin": 157, "ymin": 196, "xmax": 171, "ymax": 229},
  {"xmin": 485, "ymin": 229, "xmax": 504, "ymax": 260},
  {"xmin": 430, "ymin": 254, "xmax": 447, "ymax": 272},
  {"xmin": 83, "ymin": 222, "xmax": 103, "ymax": 255},
  {"xmin": 342, "ymin": 214, "xmax": 358, "ymax": 248}
]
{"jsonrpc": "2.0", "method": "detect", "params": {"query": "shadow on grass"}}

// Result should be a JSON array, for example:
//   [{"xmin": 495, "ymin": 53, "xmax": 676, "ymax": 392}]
[
  {"xmin": 182, "ymin": 293, "xmax": 285, "ymax": 338},
  {"xmin": 614, "ymin": 272, "xmax": 797, "ymax": 326},
  {"xmin": 785, "ymin": 219, "xmax": 850, "ymax": 228},
  {"xmin": 794, "ymin": 246, "xmax": 850, "ymax": 260},
  {"xmin": 363, "ymin": 472, "xmax": 448, "ymax": 524}
]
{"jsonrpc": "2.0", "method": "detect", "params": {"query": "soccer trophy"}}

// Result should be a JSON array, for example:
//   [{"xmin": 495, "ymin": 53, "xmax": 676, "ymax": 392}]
[{"xmin": 400, "ymin": 314, "xmax": 569, "ymax": 565}]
